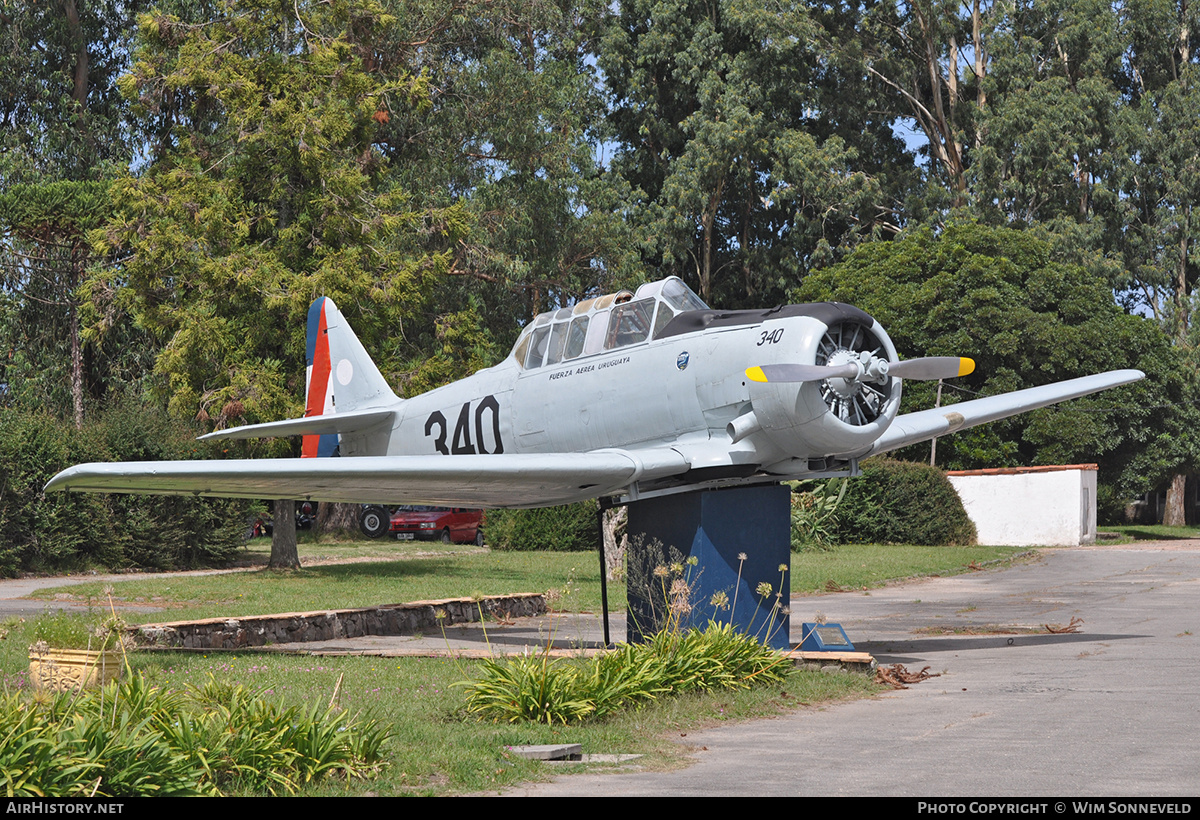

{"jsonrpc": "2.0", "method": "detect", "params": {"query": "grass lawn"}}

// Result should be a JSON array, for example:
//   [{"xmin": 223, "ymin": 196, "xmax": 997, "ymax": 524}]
[
  {"xmin": 789, "ymin": 543, "xmax": 1031, "ymax": 594},
  {"xmin": 4, "ymin": 539, "xmax": 1031, "ymax": 795},
  {"xmin": 28, "ymin": 548, "xmax": 622, "ymax": 619},
  {"xmin": 1097, "ymin": 524, "xmax": 1200, "ymax": 543},
  {"xmin": 29, "ymin": 540, "xmax": 1030, "ymax": 619}
]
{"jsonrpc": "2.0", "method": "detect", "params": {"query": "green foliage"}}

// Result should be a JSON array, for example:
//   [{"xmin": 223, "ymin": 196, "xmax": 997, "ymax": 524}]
[
  {"xmin": 831, "ymin": 459, "xmax": 977, "ymax": 546},
  {"xmin": 0, "ymin": 401, "xmax": 250, "ymax": 576},
  {"xmin": 797, "ymin": 223, "xmax": 1193, "ymax": 497},
  {"xmin": 27, "ymin": 611, "xmax": 126, "ymax": 652},
  {"xmin": 788, "ymin": 478, "xmax": 847, "ymax": 550},
  {"xmin": 486, "ymin": 502, "xmax": 599, "ymax": 551},
  {"xmin": 98, "ymin": 0, "xmax": 440, "ymax": 430},
  {"xmin": 0, "ymin": 672, "xmax": 389, "ymax": 797},
  {"xmin": 600, "ymin": 0, "xmax": 904, "ymax": 306},
  {"xmin": 460, "ymin": 621, "xmax": 790, "ymax": 725}
]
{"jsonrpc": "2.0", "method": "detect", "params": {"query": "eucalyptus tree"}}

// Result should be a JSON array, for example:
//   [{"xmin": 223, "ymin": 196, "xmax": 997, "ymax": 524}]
[
  {"xmin": 365, "ymin": 0, "xmax": 639, "ymax": 375},
  {"xmin": 1105, "ymin": 0, "xmax": 1200, "ymax": 523},
  {"xmin": 968, "ymin": 0, "xmax": 1124, "ymax": 232},
  {"xmin": 599, "ymin": 0, "xmax": 910, "ymax": 308}
]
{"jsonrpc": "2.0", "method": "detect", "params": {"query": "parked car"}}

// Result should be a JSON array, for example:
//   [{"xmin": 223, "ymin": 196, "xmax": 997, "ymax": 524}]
[{"xmin": 359, "ymin": 504, "xmax": 484, "ymax": 546}]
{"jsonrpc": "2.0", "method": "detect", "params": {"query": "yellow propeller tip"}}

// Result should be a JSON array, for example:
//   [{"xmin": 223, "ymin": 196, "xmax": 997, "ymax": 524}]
[
  {"xmin": 746, "ymin": 366, "xmax": 769, "ymax": 383},
  {"xmin": 958, "ymin": 358, "xmax": 975, "ymax": 377}
]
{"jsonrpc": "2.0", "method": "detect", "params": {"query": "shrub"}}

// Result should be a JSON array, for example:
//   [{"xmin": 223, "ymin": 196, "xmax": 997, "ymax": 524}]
[
  {"xmin": 0, "ymin": 672, "xmax": 389, "ymax": 796},
  {"xmin": 831, "ymin": 459, "xmax": 977, "ymax": 546},
  {"xmin": 0, "ymin": 401, "xmax": 251, "ymax": 576},
  {"xmin": 459, "ymin": 621, "xmax": 791, "ymax": 724},
  {"xmin": 486, "ymin": 501, "xmax": 599, "ymax": 551},
  {"xmin": 789, "ymin": 478, "xmax": 847, "ymax": 550}
]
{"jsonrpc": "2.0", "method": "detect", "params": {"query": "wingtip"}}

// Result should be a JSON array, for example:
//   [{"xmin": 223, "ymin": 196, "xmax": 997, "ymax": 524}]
[{"xmin": 43, "ymin": 467, "xmax": 73, "ymax": 494}]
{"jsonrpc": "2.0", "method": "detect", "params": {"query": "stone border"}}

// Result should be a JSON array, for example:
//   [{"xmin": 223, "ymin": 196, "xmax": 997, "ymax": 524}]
[{"xmin": 133, "ymin": 593, "xmax": 546, "ymax": 650}]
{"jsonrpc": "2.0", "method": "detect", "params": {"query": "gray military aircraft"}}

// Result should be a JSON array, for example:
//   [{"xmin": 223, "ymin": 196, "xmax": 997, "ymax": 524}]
[{"xmin": 46, "ymin": 276, "xmax": 1144, "ymax": 507}]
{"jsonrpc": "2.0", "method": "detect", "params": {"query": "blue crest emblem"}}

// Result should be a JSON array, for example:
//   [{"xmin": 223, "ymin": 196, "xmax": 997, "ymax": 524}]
[{"xmin": 676, "ymin": 351, "xmax": 689, "ymax": 370}]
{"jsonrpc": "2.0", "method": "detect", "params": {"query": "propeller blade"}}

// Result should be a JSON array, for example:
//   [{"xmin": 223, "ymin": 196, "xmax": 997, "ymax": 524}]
[
  {"xmin": 746, "ymin": 356, "xmax": 975, "ymax": 384},
  {"xmin": 746, "ymin": 363, "xmax": 860, "ymax": 383},
  {"xmin": 888, "ymin": 357, "xmax": 975, "ymax": 380}
]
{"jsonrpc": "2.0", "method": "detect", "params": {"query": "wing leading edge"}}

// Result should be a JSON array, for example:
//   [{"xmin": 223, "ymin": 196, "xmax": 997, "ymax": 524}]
[
  {"xmin": 868, "ymin": 369, "xmax": 1145, "ymax": 457},
  {"xmin": 44, "ymin": 449, "xmax": 690, "ymax": 509}
]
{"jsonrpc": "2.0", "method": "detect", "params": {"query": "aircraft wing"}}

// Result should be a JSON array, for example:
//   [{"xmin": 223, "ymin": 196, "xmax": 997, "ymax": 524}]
[
  {"xmin": 868, "ymin": 369, "xmax": 1145, "ymax": 456},
  {"xmin": 44, "ymin": 449, "xmax": 689, "ymax": 509}
]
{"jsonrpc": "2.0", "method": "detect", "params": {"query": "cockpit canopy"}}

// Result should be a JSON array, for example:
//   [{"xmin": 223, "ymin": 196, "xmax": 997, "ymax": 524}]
[{"xmin": 511, "ymin": 277, "xmax": 709, "ymax": 370}]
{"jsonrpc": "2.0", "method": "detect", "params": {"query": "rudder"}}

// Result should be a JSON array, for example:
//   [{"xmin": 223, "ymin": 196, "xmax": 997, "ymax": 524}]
[{"xmin": 302, "ymin": 297, "xmax": 397, "ymax": 458}]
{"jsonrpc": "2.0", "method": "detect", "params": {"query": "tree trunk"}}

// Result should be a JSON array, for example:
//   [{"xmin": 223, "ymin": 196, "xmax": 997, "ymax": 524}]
[
  {"xmin": 316, "ymin": 502, "xmax": 360, "ymax": 537},
  {"xmin": 601, "ymin": 506, "xmax": 627, "ymax": 582},
  {"xmin": 69, "ymin": 244, "xmax": 85, "ymax": 430},
  {"xmin": 269, "ymin": 500, "xmax": 301, "ymax": 569},
  {"xmin": 1163, "ymin": 474, "xmax": 1188, "ymax": 527}
]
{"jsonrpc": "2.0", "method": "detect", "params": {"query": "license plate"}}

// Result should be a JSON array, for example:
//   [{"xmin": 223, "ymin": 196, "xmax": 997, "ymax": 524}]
[{"xmin": 395, "ymin": 533, "xmax": 414, "ymax": 540}]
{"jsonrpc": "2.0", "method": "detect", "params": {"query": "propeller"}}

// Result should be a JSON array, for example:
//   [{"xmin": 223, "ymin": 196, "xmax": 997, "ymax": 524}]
[{"xmin": 746, "ymin": 355, "xmax": 974, "ymax": 384}]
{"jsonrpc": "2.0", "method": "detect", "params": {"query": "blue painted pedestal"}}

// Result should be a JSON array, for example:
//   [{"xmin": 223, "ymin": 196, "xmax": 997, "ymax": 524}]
[{"xmin": 625, "ymin": 484, "xmax": 791, "ymax": 649}]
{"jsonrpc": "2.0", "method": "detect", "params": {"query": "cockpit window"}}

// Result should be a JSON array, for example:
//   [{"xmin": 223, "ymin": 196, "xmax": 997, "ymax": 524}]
[
  {"xmin": 653, "ymin": 302, "xmax": 676, "ymax": 338},
  {"xmin": 524, "ymin": 325, "xmax": 551, "ymax": 369},
  {"xmin": 662, "ymin": 277, "xmax": 708, "ymax": 312},
  {"xmin": 565, "ymin": 316, "xmax": 589, "ymax": 359},
  {"xmin": 605, "ymin": 299, "xmax": 654, "ymax": 349},
  {"xmin": 545, "ymin": 321, "xmax": 570, "ymax": 365},
  {"xmin": 512, "ymin": 277, "xmax": 710, "ymax": 368}
]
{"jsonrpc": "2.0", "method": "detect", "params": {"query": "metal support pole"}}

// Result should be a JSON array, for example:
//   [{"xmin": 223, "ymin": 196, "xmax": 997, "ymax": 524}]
[{"xmin": 596, "ymin": 498, "xmax": 613, "ymax": 647}]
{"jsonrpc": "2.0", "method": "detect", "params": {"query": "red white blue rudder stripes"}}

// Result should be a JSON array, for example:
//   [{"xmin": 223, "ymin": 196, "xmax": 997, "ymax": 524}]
[{"xmin": 303, "ymin": 297, "xmax": 338, "ymax": 458}]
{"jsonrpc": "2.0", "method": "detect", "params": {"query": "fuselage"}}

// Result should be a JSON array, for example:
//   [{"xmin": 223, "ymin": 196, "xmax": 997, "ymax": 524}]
[{"xmin": 337, "ymin": 277, "xmax": 902, "ymax": 480}]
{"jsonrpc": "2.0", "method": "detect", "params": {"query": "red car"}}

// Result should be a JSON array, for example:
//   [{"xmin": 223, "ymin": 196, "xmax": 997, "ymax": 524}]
[{"xmin": 359, "ymin": 505, "xmax": 484, "ymax": 546}]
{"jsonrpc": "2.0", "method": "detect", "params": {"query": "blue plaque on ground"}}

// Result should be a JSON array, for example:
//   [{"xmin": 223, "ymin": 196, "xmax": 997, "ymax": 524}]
[
  {"xmin": 799, "ymin": 622, "xmax": 854, "ymax": 652},
  {"xmin": 625, "ymin": 485, "xmax": 791, "ymax": 649}
]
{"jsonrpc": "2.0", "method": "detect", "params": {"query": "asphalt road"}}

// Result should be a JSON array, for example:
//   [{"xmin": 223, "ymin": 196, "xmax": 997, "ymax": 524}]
[{"xmin": 508, "ymin": 543, "xmax": 1200, "ymax": 796}]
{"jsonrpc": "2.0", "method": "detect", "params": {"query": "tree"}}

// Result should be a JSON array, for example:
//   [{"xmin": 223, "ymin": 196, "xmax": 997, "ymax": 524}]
[
  {"xmin": 796, "ymin": 223, "xmax": 1192, "ymax": 500},
  {"xmin": 0, "ymin": 0, "xmax": 147, "ymax": 422},
  {"xmin": 1107, "ymin": 0, "xmax": 1200, "ymax": 522},
  {"xmin": 98, "ymin": 0, "xmax": 444, "ymax": 566},
  {"xmin": 969, "ymin": 0, "xmax": 1125, "ymax": 229},
  {"xmin": 599, "ymin": 0, "xmax": 906, "ymax": 307},
  {"xmin": 366, "ymin": 0, "xmax": 639, "ymax": 366},
  {"xmin": 843, "ymin": 0, "xmax": 994, "ymax": 205},
  {"xmin": 97, "ymin": 0, "xmax": 436, "ymax": 429},
  {"xmin": 0, "ymin": 181, "xmax": 111, "ymax": 427}
]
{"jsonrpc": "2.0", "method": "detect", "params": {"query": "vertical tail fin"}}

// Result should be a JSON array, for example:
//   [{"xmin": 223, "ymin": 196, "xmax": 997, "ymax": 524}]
[{"xmin": 302, "ymin": 297, "xmax": 396, "ymax": 458}]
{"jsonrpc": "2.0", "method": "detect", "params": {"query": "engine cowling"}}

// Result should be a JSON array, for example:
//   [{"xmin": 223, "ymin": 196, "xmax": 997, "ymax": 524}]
[{"xmin": 745, "ymin": 307, "xmax": 902, "ymax": 460}]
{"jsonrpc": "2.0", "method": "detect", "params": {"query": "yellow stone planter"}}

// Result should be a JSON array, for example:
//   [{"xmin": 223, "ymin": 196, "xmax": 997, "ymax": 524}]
[{"xmin": 28, "ymin": 647, "xmax": 124, "ymax": 692}]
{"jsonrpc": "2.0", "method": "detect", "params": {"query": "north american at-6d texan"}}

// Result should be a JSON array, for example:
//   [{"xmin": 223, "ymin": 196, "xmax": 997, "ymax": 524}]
[{"xmin": 47, "ymin": 276, "xmax": 1144, "ymax": 507}]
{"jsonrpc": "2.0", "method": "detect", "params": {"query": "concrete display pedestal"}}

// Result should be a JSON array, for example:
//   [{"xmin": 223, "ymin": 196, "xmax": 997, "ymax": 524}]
[{"xmin": 624, "ymin": 484, "xmax": 791, "ymax": 649}]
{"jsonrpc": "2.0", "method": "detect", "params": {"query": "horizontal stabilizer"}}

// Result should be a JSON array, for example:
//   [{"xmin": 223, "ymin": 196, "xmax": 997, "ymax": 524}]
[
  {"xmin": 198, "ymin": 409, "xmax": 396, "ymax": 442},
  {"xmin": 870, "ymin": 369, "xmax": 1145, "ymax": 456}
]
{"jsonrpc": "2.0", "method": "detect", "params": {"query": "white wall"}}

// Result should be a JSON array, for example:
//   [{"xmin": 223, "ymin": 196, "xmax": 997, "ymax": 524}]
[{"xmin": 946, "ymin": 467, "xmax": 1097, "ymax": 547}]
